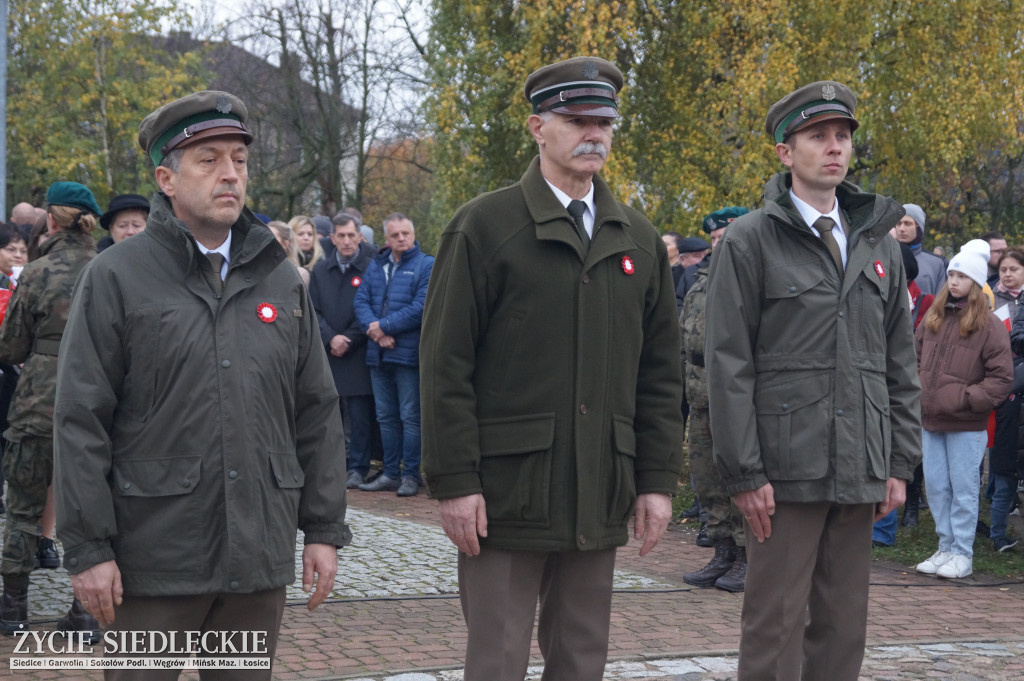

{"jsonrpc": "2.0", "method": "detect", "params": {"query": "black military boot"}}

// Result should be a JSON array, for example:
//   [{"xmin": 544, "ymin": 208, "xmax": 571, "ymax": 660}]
[
  {"xmin": 903, "ymin": 476, "xmax": 921, "ymax": 527},
  {"xmin": 683, "ymin": 539, "xmax": 736, "ymax": 588},
  {"xmin": 0, "ymin": 576, "xmax": 30, "ymax": 635},
  {"xmin": 55, "ymin": 599, "xmax": 101, "ymax": 645},
  {"xmin": 714, "ymin": 546, "xmax": 747, "ymax": 593}
]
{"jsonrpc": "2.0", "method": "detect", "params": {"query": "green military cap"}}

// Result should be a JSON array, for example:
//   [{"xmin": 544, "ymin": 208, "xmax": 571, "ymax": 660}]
[
  {"xmin": 524, "ymin": 57, "xmax": 623, "ymax": 118},
  {"xmin": 45, "ymin": 181, "xmax": 102, "ymax": 217},
  {"xmin": 138, "ymin": 90, "xmax": 253, "ymax": 167},
  {"xmin": 765, "ymin": 81, "xmax": 859, "ymax": 144},
  {"xmin": 702, "ymin": 206, "xmax": 749, "ymax": 234}
]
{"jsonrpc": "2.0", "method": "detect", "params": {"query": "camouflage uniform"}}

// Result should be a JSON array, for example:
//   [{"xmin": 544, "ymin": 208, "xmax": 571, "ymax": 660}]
[
  {"xmin": 680, "ymin": 264, "xmax": 744, "ymax": 546},
  {"xmin": 0, "ymin": 230, "xmax": 95, "ymax": 578}
]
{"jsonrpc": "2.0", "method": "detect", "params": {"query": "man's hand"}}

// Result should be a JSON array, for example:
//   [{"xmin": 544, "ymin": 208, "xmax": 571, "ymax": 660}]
[
  {"xmin": 732, "ymin": 483, "xmax": 776, "ymax": 543},
  {"xmin": 301, "ymin": 543, "xmax": 338, "ymax": 611},
  {"xmin": 875, "ymin": 477, "xmax": 907, "ymax": 522},
  {"xmin": 71, "ymin": 560, "xmax": 123, "ymax": 628},
  {"xmin": 439, "ymin": 494, "xmax": 488, "ymax": 556},
  {"xmin": 367, "ymin": 321, "xmax": 385, "ymax": 342},
  {"xmin": 378, "ymin": 335, "xmax": 396, "ymax": 349},
  {"xmin": 634, "ymin": 493, "xmax": 673, "ymax": 556},
  {"xmin": 329, "ymin": 334, "xmax": 351, "ymax": 357}
]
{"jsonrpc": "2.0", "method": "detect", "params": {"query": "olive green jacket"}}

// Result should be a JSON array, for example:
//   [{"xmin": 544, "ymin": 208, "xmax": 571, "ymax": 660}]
[
  {"xmin": 705, "ymin": 173, "xmax": 921, "ymax": 504},
  {"xmin": 54, "ymin": 194, "xmax": 350, "ymax": 596},
  {"xmin": 420, "ymin": 156, "xmax": 684, "ymax": 552},
  {"xmin": 0, "ymin": 230, "xmax": 95, "ymax": 439}
]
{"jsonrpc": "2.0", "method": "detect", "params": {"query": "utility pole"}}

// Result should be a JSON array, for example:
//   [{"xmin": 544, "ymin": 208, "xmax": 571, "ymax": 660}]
[{"xmin": 1, "ymin": 0, "xmax": 8, "ymax": 221}]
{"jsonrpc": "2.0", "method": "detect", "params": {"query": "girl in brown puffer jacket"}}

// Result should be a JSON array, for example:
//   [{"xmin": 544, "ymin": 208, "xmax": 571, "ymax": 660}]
[{"xmin": 914, "ymin": 240, "xmax": 1013, "ymax": 580}]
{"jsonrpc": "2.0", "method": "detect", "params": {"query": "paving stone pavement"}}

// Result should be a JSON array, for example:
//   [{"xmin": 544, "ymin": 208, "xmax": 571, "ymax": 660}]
[{"xmin": 2, "ymin": 489, "xmax": 1024, "ymax": 679}]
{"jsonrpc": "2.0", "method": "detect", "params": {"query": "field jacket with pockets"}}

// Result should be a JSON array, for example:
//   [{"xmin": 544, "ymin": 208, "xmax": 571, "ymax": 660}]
[
  {"xmin": 705, "ymin": 172, "xmax": 922, "ymax": 504},
  {"xmin": 53, "ymin": 194, "xmax": 350, "ymax": 596},
  {"xmin": 420, "ymin": 156, "xmax": 684, "ymax": 552}
]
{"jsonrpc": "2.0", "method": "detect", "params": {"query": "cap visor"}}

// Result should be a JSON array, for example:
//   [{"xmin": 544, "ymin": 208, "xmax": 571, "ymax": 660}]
[
  {"xmin": 172, "ymin": 127, "xmax": 254, "ymax": 153},
  {"xmin": 789, "ymin": 112, "xmax": 859, "ymax": 136},
  {"xmin": 547, "ymin": 102, "xmax": 619, "ymax": 118}
]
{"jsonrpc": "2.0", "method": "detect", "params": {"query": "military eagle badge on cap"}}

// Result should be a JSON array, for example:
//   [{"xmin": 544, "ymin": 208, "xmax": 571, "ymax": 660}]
[
  {"xmin": 582, "ymin": 60, "xmax": 599, "ymax": 80},
  {"xmin": 822, "ymin": 84, "xmax": 836, "ymax": 101},
  {"xmin": 216, "ymin": 94, "xmax": 233, "ymax": 114}
]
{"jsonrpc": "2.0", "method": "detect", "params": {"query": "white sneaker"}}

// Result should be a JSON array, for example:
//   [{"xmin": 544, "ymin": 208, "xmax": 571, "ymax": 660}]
[
  {"xmin": 916, "ymin": 550, "xmax": 953, "ymax": 575},
  {"xmin": 936, "ymin": 554, "xmax": 972, "ymax": 579}
]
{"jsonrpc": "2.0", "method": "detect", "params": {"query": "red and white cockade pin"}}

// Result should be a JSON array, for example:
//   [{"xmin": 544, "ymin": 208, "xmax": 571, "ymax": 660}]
[
  {"xmin": 351, "ymin": 276, "xmax": 362, "ymax": 287},
  {"xmin": 621, "ymin": 255, "xmax": 635, "ymax": 275},
  {"xmin": 873, "ymin": 260, "xmax": 886, "ymax": 278},
  {"xmin": 256, "ymin": 302, "xmax": 278, "ymax": 323}
]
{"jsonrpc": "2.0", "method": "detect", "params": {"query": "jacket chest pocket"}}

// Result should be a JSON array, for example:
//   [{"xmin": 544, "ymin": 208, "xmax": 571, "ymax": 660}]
[
  {"xmin": 754, "ymin": 374, "xmax": 831, "ymax": 480},
  {"xmin": 850, "ymin": 264, "xmax": 890, "ymax": 354},
  {"xmin": 761, "ymin": 264, "xmax": 829, "ymax": 340}
]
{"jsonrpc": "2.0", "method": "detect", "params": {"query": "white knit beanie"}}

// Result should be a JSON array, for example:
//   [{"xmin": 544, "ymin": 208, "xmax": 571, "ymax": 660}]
[{"xmin": 948, "ymin": 239, "xmax": 990, "ymax": 288}]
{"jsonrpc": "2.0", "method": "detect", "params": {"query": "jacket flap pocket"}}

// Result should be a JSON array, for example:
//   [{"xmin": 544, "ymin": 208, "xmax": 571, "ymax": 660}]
[
  {"xmin": 113, "ymin": 456, "xmax": 201, "ymax": 497},
  {"xmin": 756, "ymin": 374, "xmax": 830, "ymax": 415},
  {"xmin": 764, "ymin": 266, "xmax": 824, "ymax": 299},
  {"xmin": 270, "ymin": 452, "xmax": 305, "ymax": 489},
  {"xmin": 612, "ymin": 415, "xmax": 637, "ymax": 458},
  {"xmin": 862, "ymin": 373, "xmax": 890, "ymax": 415},
  {"xmin": 479, "ymin": 413, "xmax": 556, "ymax": 457}
]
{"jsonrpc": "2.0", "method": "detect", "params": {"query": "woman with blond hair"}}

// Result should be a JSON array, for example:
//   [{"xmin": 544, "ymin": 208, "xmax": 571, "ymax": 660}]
[
  {"xmin": 0, "ymin": 182, "xmax": 102, "ymax": 639},
  {"xmin": 268, "ymin": 220, "xmax": 310, "ymax": 286},
  {"xmin": 289, "ymin": 215, "xmax": 324, "ymax": 271}
]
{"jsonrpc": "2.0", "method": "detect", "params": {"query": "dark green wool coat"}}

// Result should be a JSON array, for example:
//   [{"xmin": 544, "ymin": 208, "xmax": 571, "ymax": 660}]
[{"xmin": 421, "ymin": 156, "xmax": 684, "ymax": 552}]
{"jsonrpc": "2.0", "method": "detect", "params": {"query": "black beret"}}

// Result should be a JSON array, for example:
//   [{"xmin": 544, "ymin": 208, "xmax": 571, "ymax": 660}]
[{"xmin": 678, "ymin": 237, "xmax": 711, "ymax": 254}]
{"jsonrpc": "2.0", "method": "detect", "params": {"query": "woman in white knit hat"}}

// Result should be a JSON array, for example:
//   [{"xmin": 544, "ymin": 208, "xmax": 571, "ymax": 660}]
[{"xmin": 914, "ymin": 240, "xmax": 1013, "ymax": 578}]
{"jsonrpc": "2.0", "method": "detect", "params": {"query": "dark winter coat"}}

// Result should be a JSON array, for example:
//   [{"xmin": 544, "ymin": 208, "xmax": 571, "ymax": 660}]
[
  {"xmin": 309, "ymin": 243, "xmax": 375, "ymax": 396},
  {"xmin": 705, "ymin": 172, "xmax": 922, "ymax": 503},
  {"xmin": 420, "ymin": 156, "xmax": 684, "ymax": 552},
  {"xmin": 53, "ymin": 193, "xmax": 350, "ymax": 596}
]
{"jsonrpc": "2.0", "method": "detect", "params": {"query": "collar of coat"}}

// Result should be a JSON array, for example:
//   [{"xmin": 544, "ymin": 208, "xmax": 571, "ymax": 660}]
[
  {"xmin": 327, "ymin": 242, "xmax": 374, "ymax": 273},
  {"xmin": 763, "ymin": 172, "xmax": 904, "ymax": 244},
  {"xmin": 520, "ymin": 156, "xmax": 639, "ymax": 263},
  {"xmin": 144, "ymin": 192, "xmax": 285, "ymax": 277},
  {"xmin": 39, "ymin": 228, "xmax": 95, "ymax": 258}
]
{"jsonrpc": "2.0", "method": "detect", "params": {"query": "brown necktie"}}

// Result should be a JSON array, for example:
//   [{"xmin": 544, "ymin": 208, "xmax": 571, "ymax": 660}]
[
  {"xmin": 813, "ymin": 216, "xmax": 843, "ymax": 273},
  {"xmin": 205, "ymin": 252, "xmax": 225, "ymax": 295},
  {"xmin": 567, "ymin": 200, "xmax": 590, "ymax": 252}
]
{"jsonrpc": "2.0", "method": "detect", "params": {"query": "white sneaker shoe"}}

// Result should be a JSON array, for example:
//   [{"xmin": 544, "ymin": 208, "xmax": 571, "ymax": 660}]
[
  {"xmin": 936, "ymin": 554, "xmax": 972, "ymax": 579},
  {"xmin": 916, "ymin": 550, "xmax": 953, "ymax": 575}
]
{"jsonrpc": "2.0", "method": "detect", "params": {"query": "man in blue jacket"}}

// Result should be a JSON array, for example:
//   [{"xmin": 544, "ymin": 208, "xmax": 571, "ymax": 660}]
[{"xmin": 354, "ymin": 213, "xmax": 433, "ymax": 496}]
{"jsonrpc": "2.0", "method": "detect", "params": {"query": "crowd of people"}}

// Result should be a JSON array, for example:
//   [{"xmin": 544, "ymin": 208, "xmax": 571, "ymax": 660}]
[{"xmin": 0, "ymin": 59, "xmax": 1018, "ymax": 681}]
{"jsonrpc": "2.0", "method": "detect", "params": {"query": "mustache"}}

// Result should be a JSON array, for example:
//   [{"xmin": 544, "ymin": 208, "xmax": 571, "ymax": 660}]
[
  {"xmin": 214, "ymin": 185, "xmax": 240, "ymax": 198},
  {"xmin": 572, "ymin": 142, "xmax": 608, "ymax": 159}
]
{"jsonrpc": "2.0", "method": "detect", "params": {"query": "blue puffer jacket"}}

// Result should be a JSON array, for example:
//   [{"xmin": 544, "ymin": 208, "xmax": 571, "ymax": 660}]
[{"xmin": 353, "ymin": 242, "xmax": 433, "ymax": 368}]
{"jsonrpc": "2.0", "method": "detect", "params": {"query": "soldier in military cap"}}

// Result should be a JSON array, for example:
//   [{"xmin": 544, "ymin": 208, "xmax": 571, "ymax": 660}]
[
  {"xmin": 53, "ymin": 91, "xmax": 349, "ymax": 678},
  {"xmin": 421, "ymin": 57, "xmax": 682, "ymax": 680},
  {"xmin": 705, "ymin": 81, "xmax": 921, "ymax": 680}
]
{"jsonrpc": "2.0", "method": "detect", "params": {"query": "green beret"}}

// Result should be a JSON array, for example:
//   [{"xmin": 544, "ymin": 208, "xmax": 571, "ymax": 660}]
[
  {"xmin": 765, "ymin": 81, "xmax": 859, "ymax": 144},
  {"xmin": 524, "ymin": 57, "xmax": 623, "ymax": 119},
  {"xmin": 702, "ymin": 206, "xmax": 749, "ymax": 234},
  {"xmin": 138, "ymin": 90, "xmax": 253, "ymax": 167},
  {"xmin": 45, "ymin": 182, "xmax": 102, "ymax": 217}
]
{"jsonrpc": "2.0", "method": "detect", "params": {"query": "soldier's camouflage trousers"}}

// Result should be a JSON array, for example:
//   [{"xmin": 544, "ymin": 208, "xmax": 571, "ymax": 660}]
[
  {"xmin": 1, "ymin": 436, "xmax": 52, "ymax": 577},
  {"xmin": 687, "ymin": 409, "xmax": 745, "ymax": 546}
]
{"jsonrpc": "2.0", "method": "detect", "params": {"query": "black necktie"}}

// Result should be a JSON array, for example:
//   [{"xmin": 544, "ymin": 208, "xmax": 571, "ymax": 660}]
[
  {"xmin": 205, "ymin": 252, "xmax": 225, "ymax": 295},
  {"xmin": 813, "ymin": 216, "xmax": 843, "ymax": 273},
  {"xmin": 567, "ymin": 200, "xmax": 590, "ymax": 251}
]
